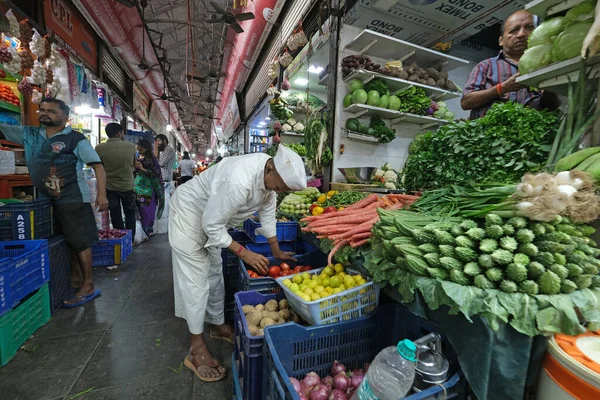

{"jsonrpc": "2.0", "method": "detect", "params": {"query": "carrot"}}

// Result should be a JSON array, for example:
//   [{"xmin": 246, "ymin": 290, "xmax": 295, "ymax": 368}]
[
  {"xmin": 380, "ymin": 197, "xmax": 392, "ymax": 207},
  {"xmin": 328, "ymin": 216, "xmax": 380, "ymax": 240},
  {"xmin": 386, "ymin": 202, "xmax": 406, "ymax": 211},
  {"xmin": 351, "ymin": 232, "xmax": 372, "ymax": 240},
  {"xmin": 350, "ymin": 239, "xmax": 369, "ymax": 248},
  {"xmin": 344, "ymin": 193, "xmax": 379, "ymax": 211},
  {"xmin": 309, "ymin": 224, "xmax": 361, "ymax": 235},
  {"xmin": 328, "ymin": 239, "xmax": 350, "ymax": 265},
  {"xmin": 388, "ymin": 194, "xmax": 420, "ymax": 202},
  {"xmin": 387, "ymin": 196, "xmax": 399, "ymax": 204},
  {"xmin": 305, "ymin": 211, "xmax": 378, "ymax": 229}
]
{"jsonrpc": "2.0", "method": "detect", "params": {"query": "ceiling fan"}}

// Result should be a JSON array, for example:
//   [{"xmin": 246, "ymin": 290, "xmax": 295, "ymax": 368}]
[
  {"xmin": 151, "ymin": 75, "xmax": 180, "ymax": 102},
  {"xmin": 205, "ymin": 1, "xmax": 255, "ymax": 34},
  {"xmin": 115, "ymin": 0, "xmax": 137, "ymax": 6}
]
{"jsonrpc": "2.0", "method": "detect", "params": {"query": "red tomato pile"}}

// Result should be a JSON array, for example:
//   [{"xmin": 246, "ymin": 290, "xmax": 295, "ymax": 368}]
[{"xmin": 247, "ymin": 262, "xmax": 312, "ymax": 279}]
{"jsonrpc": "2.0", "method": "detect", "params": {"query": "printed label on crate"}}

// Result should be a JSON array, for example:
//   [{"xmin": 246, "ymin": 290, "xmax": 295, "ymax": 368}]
[{"xmin": 13, "ymin": 213, "xmax": 31, "ymax": 240}]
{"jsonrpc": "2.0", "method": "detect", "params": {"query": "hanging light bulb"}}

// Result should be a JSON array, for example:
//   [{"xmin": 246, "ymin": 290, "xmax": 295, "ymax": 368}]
[{"xmin": 166, "ymin": 124, "xmax": 172, "ymax": 131}]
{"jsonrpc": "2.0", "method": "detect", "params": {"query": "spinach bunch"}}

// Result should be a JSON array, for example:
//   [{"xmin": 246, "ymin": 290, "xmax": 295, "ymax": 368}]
[
  {"xmin": 402, "ymin": 102, "xmax": 559, "ymax": 192},
  {"xmin": 370, "ymin": 115, "xmax": 396, "ymax": 143},
  {"xmin": 395, "ymin": 86, "xmax": 431, "ymax": 115}
]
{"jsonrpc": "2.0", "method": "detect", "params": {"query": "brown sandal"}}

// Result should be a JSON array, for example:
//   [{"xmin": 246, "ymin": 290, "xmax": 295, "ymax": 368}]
[
  {"xmin": 209, "ymin": 325, "xmax": 234, "ymax": 344},
  {"xmin": 184, "ymin": 354, "xmax": 227, "ymax": 382}
]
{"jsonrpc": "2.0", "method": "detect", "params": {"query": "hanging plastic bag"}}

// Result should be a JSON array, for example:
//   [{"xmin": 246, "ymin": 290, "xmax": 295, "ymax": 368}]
[
  {"xmin": 134, "ymin": 220, "xmax": 148, "ymax": 245},
  {"xmin": 0, "ymin": 150, "xmax": 15, "ymax": 175},
  {"xmin": 279, "ymin": 49, "xmax": 293, "ymax": 67},
  {"xmin": 5, "ymin": 10, "xmax": 18, "ymax": 37}
]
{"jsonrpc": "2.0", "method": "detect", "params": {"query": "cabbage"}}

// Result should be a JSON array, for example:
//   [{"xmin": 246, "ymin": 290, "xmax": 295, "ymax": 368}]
[
  {"xmin": 564, "ymin": 0, "xmax": 596, "ymax": 26},
  {"xmin": 528, "ymin": 17, "xmax": 565, "ymax": 47},
  {"xmin": 519, "ymin": 44, "xmax": 554, "ymax": 74},
  {"xmin": 553, "ymin": 22, "xmax": 593, "ymax": 61}
]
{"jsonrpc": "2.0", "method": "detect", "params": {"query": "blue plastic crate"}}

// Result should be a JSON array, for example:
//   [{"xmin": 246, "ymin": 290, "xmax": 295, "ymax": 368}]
[
  {"xmin": 243, "ymin": 219, "xmax": 298, "ymax": 243},
  {"xmin": 232, "ymin": 352, "xmax": 243, "ymax": 400},
  {"xmin": 239, "ymin": 251, "xmax": 328, "ymax": 294},
  {"xmin": 263, "ymin": 303, "xmax": 463, "ymax": 400},
  {"xmin": 0, "ymin": 240, "xmax": 49, "ymax": 317},
  {"xmin": 234, "ymin": 291, "xmax": 286, "ymax": 400},
  {"xmin": 91, "ymin": 230, "xmax": 132, "ymax": 267},
  {"xmin": 0, "ymin": 199, "xmax": 54, "ymax": 241},
  {"xmin": 222, "ymin": 231, "xmax": 252, "ymax": 269},
  {"xmin": 47, "ymin": 235, "xmax": 70, "ymax": 315},
  {"xmin": 245, "ymin": 241, "xmax": 318, "ymax": 258}
]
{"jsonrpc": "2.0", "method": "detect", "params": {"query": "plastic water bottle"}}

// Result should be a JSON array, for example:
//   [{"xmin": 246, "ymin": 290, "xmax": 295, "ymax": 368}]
[{"xmin": 352, "ymin": 339, "xmax": 418, "ymax": 400}]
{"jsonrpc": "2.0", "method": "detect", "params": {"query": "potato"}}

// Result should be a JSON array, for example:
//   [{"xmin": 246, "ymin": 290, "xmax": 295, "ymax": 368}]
[
  {"xmin": 255, "ymin": 304, "xmax": 265, "ymax": 312},
  {"xmin": 248, "ymin": 325, "xmax": 258, "ymax": 336},
  {"xmin": 267, "ymin": 311, "xmax": 280, "ymax": 321},
  {"xmin": 291, "ymin": 311, "xmax": 302, "ymax": 324},
  {"xmin": 246, "ymin": 311, "xmax": 262, "ymax": 327},
  {"xmin": 264, "ymin": 299, "xmax": 279, "ymax": 312},
  {"xmin": 242, "ymin": 305, "xmax": 255, "ymax": 315},
  {"xmin": 257, "ymin": 329, "xmax": 264, "ymax": 336},
  {"xmin": 261, "ymin": 310, "xmax": 271, "ymax": 319},
  {"xmin": 260, "ymin": 318, "xmax": 276, "ymax": 328},
  {"xmin": 278, "ymin": 309, "xmax": 291, "ymax": 321},
  {"xmin": 278, "ymin": 299, "xmax": 289, "ymax": 310}
]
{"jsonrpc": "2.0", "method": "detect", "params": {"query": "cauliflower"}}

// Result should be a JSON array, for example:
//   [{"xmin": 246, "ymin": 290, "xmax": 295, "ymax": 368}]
[
  {"xmin": 282, "ymin": 124, "xmax": 292, "ymax": 132},
  {"xmin": 383, "ymin": 170, "xmax": 398, "ymax": 182},
  {"xmin": 374, "ymin": 169, "xmax": 385, "ymax": 178},
  {"xmin": 293, "ymin": 122, "xmax": 305, "ymax": 132},
  {"xmin": 384, "ymin": 182, "xmax": 396, "ymax": 189},
  {"xmin": 287, "ymin": 118, "xmax": 297, "ymax": 125}
]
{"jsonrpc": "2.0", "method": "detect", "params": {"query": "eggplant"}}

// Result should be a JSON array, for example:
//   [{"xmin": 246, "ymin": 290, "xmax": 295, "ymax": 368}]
[
  {"xmin": 372, "ymin": 64, "xmax": 381, "ymax": 70},
  {"xmin": 342, "ymin": 67, "xmax": 351, "ymax": 74}
]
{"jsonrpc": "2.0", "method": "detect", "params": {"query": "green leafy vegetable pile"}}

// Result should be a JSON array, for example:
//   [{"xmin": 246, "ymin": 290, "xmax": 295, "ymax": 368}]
[
  {"xmin": 364, "ymin": 78, "xmax": 389, "ymax": 97},
  {"xmin": 364, "ymin": 209, "xmax": 600, "ymax": 336},
  {"xmin": 402, "ymin": 102, "xmax": 559, "ymax": 192},
  {"xmin": 370, "ymin": 115, "xmax": 396, "ymax": 143},
  {"xmin": 394, "ymin": 86, "xmax": 431, "ymax": 115}
]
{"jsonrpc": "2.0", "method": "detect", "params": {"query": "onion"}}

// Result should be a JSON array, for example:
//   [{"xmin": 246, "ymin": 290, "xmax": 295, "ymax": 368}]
[
  {"xmin": 350, "ymin": 372, "xmax": 364, "ymax": 389},
  {"xmin": 555, "ymin": 171, "xmax": 573, "ymax": 186},
  {"xmin": 300, "ymin": 395, "xmax": 309, "ymax": 400},
  {"xmin": 330, "ymin": 360, "xmax": 346, "ymax": 376},
  {"xmin": 290, "ymin": 377, "xmax": 302, "ymax": 394},
  {"xmin": 515, "ymin": 183, "xmax": 533, "ymax": 197},
  {"xmin": 302, "ymin": 372, "xmax": 321, "ymax": 394},
  {"xmin": 322, "ymin": 375, "xmax": 333, "ymax": 391},
  {"xmin": 557, "ymin": 184, "xmax": 577, "ymax": 197},
  {"xmin": 329, "ymin": 389, "xmax": 347, "ymax": 400},
  {"xmin": 333, "ymin": 372, "xmax": 350, "ymax": 392},
  {"xmin": 310, "ymin": 384, "xmax": 330, "ymax": 400}
]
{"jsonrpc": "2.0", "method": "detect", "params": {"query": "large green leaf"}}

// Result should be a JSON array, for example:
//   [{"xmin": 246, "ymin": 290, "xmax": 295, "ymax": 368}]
[
  {"xmin": 440, "ymin": 281, "xmax": 488, "ymax": 321},
  {"xmin": 497, "ymin": 293, "xmax": 539, "ymax": 336}
]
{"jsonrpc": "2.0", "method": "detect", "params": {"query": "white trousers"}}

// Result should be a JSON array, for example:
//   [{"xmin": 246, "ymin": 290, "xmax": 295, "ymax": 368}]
[{"xmin": 169, "ymin": 198, "xmax": 225, "ymax": 335}]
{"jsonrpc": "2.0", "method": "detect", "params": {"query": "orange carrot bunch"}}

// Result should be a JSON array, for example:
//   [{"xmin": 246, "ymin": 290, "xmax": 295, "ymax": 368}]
[{"xmin": 301, "ymin": 193, "xmax": 420, "ymax": 264}]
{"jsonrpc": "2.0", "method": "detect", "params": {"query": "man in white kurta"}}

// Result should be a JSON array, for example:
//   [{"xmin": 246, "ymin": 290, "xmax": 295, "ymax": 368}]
[{"xmin": 169, "ymin": 145, "xmax": 306, "ymax": 382}]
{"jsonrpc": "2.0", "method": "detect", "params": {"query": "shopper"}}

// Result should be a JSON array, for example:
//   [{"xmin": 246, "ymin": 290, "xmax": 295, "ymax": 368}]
[
  {"xmin": 178, "ymin": 151, "xmax": 195, "ymax": 185},
  {"xmin": 170, "ymin": 144, "xmax": 305, "ymax": 382},
  {"xmin": 0, "ymin": 98, "xmax": 107, "ymax": 307},
  {"xmin": 155, "ymin": 134, "xmax": 176, "ymax": 182},
  {"xmin": 95, "ymin": 123, "xmax": 137, "ymax": 241},
  {"xmin": 461, "ymin": 10, "xmax": 560, "ymax": 119},
  {"xmin": 135, "ymin": 139, "xmax": 165, "ymax": 237}
]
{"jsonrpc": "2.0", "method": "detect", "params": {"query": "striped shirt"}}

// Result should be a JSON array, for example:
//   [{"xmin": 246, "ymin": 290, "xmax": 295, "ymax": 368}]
[
  {"xmin": 463, "ymin": 51, "xmax": 541, "ymax": 119},
  {"xmin": 159, "ymin": 145, "xmax": 176, "ymax": 182}
]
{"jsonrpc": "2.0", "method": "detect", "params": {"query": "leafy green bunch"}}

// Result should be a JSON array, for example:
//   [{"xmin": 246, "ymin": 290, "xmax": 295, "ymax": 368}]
[
  {"xmin": 394, "ymin": 86, "xmax": 431, "ymax": 115},
  {"xmin": 370, "ymin": 115, "xmax": 396, "ymax": 144},
  {"xmin": 403, "ymin": 102, "xmax": 559, "ymax": 192}
]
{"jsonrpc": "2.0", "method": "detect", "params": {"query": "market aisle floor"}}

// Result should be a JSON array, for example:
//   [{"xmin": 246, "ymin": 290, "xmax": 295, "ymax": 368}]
[{"xmin": 0, "ymin": 234, "xmax": 233, "ymax": 400}]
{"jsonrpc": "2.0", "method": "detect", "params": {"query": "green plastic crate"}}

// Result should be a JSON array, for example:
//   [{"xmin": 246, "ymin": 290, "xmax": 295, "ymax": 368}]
[{"xmin": 0, "ymin": 283, "xmax": 50, "ymax": 366}]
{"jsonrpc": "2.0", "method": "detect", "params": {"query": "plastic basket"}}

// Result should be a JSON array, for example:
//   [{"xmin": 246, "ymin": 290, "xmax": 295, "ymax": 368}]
[
  {"xmin": 263, "ymin": 303, "xmax": 462, "ymax": 400},
  {"xmin": 239, "ymin": 251, "xmax": 328, "ymax": 295},
  {"xmin": 47, "ymin": 235, "xmax": 70, "ymax": 315},
  {"xmin": 232, "ymin": 352, "xmax": 243, "ymax": 400},
  {"xmin": 222, "ymin": 231, "xmax": 252, "ymax": 269},
  {"xmin": 0, "ymin": 283, "xmax": 51, "ymax": 366},
  {"xmin": 274, "ymin": 267, "xmax": 379, "ymax": 325},
  {"xmin": 0, "ymin": 240, "xmax": 50, "ymax": 317},
  {"xmin": 234, "ymin": 291, "xmax": 286, "ymax": 400},
  {"xmin": 243, "ymin": 219, "xmax": 298, "ymax": 243},
  {"xmin": 91, "ymin": 230, "xmax": 132, "ymax": 267},
  {"xmin": 0, "ymin": 199, "xmax": 54, "ymax": 241}
]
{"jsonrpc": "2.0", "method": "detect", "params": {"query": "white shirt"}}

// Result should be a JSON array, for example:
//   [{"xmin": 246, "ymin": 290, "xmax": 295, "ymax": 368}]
[
  {"xmin": 170, "ymin": 153, "xmax": 277, "ymax": 249},
  {"xmin": 179, "ymin": 159, "xmax": 195, "ymax": 177}
]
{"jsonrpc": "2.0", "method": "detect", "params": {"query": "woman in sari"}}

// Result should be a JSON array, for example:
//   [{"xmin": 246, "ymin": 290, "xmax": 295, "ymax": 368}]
[{"xmin": 135, "ymin": 139, "xmax": 165, "ymax": 237}]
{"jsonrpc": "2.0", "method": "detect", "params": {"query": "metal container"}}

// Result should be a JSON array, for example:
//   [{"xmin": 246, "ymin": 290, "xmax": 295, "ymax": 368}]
[
  {"xmin": 338, "ymin": 167, "xmax": 377, "ymax": 183},
  {"xmin": 413, "ymin": 333, "xmax": 450, "ymax": 391},
  {"xmin": 11, "ymin": 149, "xmax": 25, "ymax": 166}
]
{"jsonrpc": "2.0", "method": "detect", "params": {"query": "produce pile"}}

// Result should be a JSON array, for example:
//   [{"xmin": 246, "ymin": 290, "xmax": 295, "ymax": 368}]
[
  {"xmin": 520, "ymin": 1, "xmax": 597, "ymax": 75},
  {"xmin": 403, "ymin": 102, "xmax": 559, "ymax": 191},
  {"xmin": 340, "ymin": 54, "xmax": 383, "ymax": 77},
  {"xmin": 288, "ymin": 359, "xmax": 368, "ymax": 400},
  {"xmin": 287, "ymin": 143, "xmax": 306, "ymax": 156},
  {"xmin": 344, "ymin": 115, "xmax": 396, "ymax": 143},
  {"xmin": 285, "ymin": 92, "xmax": 327, "ymax": 113},
  {"xmin": 305, "ymin": 119, "xmax": 333, "ymax": 174},
  {"xmin": 279, "ymin": 188, "xmax": 321, "ymax": 217},
  {"xmin": 301, "ymin": 193, "xmax": 420, "ymax": 264},
  {"xmin": 372, "ymin": 164, "xmax": 399, "ymax": 189},
  {"xmin": 321, "ymin": 191, "xmax": 368, "ymax": 209},
  {"xmin": 241, "ymin": 299, "xmax": 303, "ymax": 337},
  {"xmin": 268, "ymin": 95, "xmax": 294, "ymax": 121},
  {"xmin": 98, "ymin": 229, "xmax": 128, "ymax": 240},
  {"xmin": 0, "ymin": 83, "xmax": 19, "ymax": 106},
  {"xmin": 246, "ymin": 262, "xmax": 313, "ymax": 279},
  {"xmin": 364, "ymin": 209, "xmax": 600, "ymax": 336},
  {"xmin": 282, "ymin": 118, "xmax": 305, "ymax": 133}
]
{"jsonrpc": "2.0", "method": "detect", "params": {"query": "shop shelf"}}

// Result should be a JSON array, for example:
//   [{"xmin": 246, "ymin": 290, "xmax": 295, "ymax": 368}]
[
  {"xmin": 344, "ymin": 29, "xmax": 469, "ymax": 72},
  {"xmin": 91, "ymin": 230, "xmax": 132, "ymax": 267},
  {"xmin": 343, "ymin": 69, "xmax": 461, "ymax": 101},
  {"xmin": 274, "ymin": 266, "xmax": 379, "ymax": 325},
  {"xmin": 239, "ymin": 250, "xmax": 327, "ymax": 294},
  {"xmin": 280, "ymin": 132, "xmax": 304, "ymax": 137},
  {"xmin": 47, "ymin": 235, "xmax": 70, "ymax": 315},
  {"xmin": 0, "ymin": 100, "xmax": 20, "ymax": 113},
  {"xmin": 525, "ymin": 0, "xmax": 587, "ymax": 18},
  {"xmin": 0, "ymin": 284, "xmax": 50, "ymax": 366},
  {"xmin": 516, "ymin": 55, "xmax": 600, "ymax": 95},
  {"xmin": 243, "ymin": 218, "xmax": 298, "ymax": 243},
  {"xmin": 344, "ymin": 104, "xmax": 448, "ymax": 130},
  {"xmin": 234, "ymin": 291, "xmax": 286, "ymax": 400},
  {"xmin": 0, "ymin": 240, "xmax": 49, "ymax": 317},
  {"xmin": 263, "ymin": 303, "xmax": 463, "ymax": 400},
  {"xmin": 0, "ymin": 199, "xmax": 54, "ymax": 241}
]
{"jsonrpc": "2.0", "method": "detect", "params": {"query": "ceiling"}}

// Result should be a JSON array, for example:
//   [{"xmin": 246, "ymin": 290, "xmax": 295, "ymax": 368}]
[{"xmin": 141, "ymin": 0, "xmax": 232, "ymax": 151}]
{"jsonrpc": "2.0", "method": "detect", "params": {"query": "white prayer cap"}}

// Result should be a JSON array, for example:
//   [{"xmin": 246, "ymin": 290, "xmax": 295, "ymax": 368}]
[{"xmin": 273, "ymin": 144, "xmax": 307, "ymax": 191}]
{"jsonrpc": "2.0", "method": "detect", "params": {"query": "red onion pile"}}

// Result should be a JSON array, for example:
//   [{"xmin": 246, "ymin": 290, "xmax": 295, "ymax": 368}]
[
  {"xmin": 289, "ymin": 361, "xmax": 369, "ymax": 400},
  {"xmin": 98, "ymin": 229, "xmax": 128, "ymax": 240}
]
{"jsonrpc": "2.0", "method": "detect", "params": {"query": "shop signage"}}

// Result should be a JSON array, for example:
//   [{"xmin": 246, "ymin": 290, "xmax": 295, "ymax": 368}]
[
  {"xmin": 345, "ymin": 0, "xmax": 528, "ymax": 47},
  {"xmin": 148, "ymin": 101, "xmax": 166, "ymax": 135},
  {"xmin": 43, "ymin": 0, "xmax": 98, "ymax": 74},
  {"xmin": 218, "ymin": 0, "xmax": 285, "ymax": 122},
  {"xmin": 220, "ymin": 95, "xmax": 241, "ymax": 140},
  {"xmin": 132, "ymin": 83, "xmax": 150, "ymax": 124}
]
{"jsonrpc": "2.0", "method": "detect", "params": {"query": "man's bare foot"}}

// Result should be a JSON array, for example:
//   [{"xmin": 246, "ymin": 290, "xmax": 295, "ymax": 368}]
[
  {"xmin": 64, "ymin": 282, "xmax": 96, "ymax": 306},
  {"xmin": 209, "ymin": 323, "xmax": 234, "ymax": 344},
  {"xmin": 185, "ymin": 347, "xmax": 226, "ymax": 382}
]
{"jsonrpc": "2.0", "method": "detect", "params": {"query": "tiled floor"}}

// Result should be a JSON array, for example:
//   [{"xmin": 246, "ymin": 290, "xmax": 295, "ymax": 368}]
[{"xmin": 0, "ymin": 235, "xmax": 233, "ymax": 400}]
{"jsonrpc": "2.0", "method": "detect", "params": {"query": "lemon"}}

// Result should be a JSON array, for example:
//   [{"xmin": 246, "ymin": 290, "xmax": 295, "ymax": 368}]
[
  {"xmin": 308, "ymin": 280, "xmax": 318, "ymax": 289},
  {"xmin": 338, "ymin": 284, "xmax": 346, "ymax": 291},
  {"xmin": 329, "ymin": 276, "xmax": 341, "ymax": 288},
  {"xmin": 325, "ymin": 287, "xmax": 333, "ymax": 294},
  {"xmin": 301, "ymin": 293, "xmax": 312, "ymax": 302},
  {"xmin": 299, "ymin": 284, "xmax": 307, "ymax": 292},
  {"xmin": 332, "ymin": 288, "xmax": 342, "ymax": 294},
  {"xmin": 334, "ymin": 263, "xmax": 344, "ymax": 273},
  {"xmin": 358, "ymin": 278, "xmax": 368, "ymax": 285},
  {"xmin": 301, "ymin": 272, "xmax": 311, "ymax": 281},
  {"xmin": 289, "ymin": 283, "xmax": 299, "ymax": 292},
  {"xmin": 292, "ymin": 275, "xmax": 303, "ymax": 284},
  {"xmin": 303, "ymin": 287, "xmax": 314, "ymax": 296},
  {"xmin": 310, "ymin": 293, "xmax": 321, "ymax": 301},
  {"xmin": 283, "ymin": 279, "xmax": 292, "ymax": 287},
  {"xmin": 353, "ymin": 275, "xmax": 362, "ymax": 284},
  {"xmin": 337, "ymin": 271, "xmax": 347, "ymax": 278},
  {"xmin": 311, "ymin": 275, "xmax": 319, "ymax": 281},
  {"xmin": 344, "ymin": 276, "xmax": 356, "ymax": 287},
  {"xmin": 323, "ymin": 266, "xmax": 335, "ymax": 276},
  {"xmin": 314, "ymin": 285, "xmax": 325, "ymax": 294},
  {"xmin": 321, "ymin": 277, "xmax": 330, "ymax": 287}
]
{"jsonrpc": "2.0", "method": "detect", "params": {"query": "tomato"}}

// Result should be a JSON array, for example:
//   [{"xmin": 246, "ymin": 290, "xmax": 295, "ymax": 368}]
[
  {"xmin": 268, "ymin": 266, "xmax": 281, "ymax": 278},
  {"xmin": 301, "ymin": 266, "xmax": 312, "ymax": 272},
  {"xmin": 293, "ymin": 266, "xmax": 302, "ymax": 273},
  {"xmin": 280, "ymin": 270, "xmax": 293, "ymax": 276},
  {"xmin": 280, "ymin": 262, "xmax": 291, "ymax": 271},
  {"xmin": 323, "ymin": 206, "xmax": 337, "ymax": 214}
]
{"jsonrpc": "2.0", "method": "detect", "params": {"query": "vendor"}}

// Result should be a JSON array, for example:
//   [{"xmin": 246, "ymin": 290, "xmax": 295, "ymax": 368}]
[
  {"xmin": 461, "ymin": 10, "xmax": 560, "ymax": 119},
  {"xmin": 169, "ymin": 144, "xmax": 305, "ymax": 382}
]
